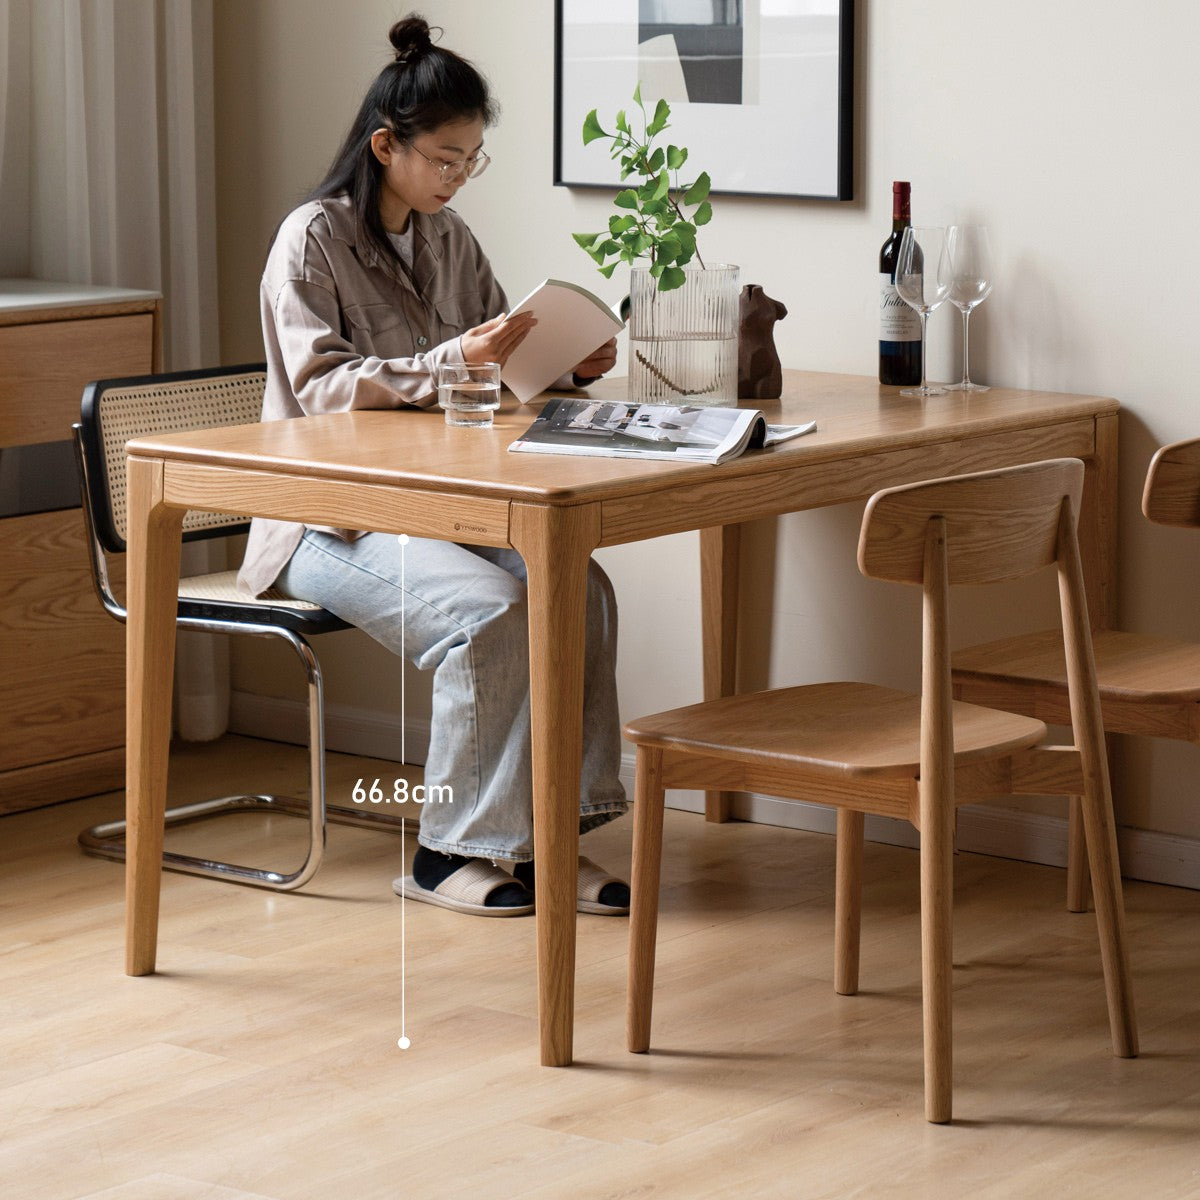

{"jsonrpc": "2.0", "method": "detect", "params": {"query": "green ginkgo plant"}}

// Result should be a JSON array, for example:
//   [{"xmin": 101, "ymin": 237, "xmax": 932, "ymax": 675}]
[{"xmin": 572, "ymin": 84, "xmax": 712, "ymax": 293}]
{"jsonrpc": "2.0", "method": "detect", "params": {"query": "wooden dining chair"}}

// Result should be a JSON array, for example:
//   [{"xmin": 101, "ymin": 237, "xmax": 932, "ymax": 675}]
[
  {"xmin": 953, "ymin": 437, "xmax": 1200, "ymax": 912},
  {"xmin": 622, "ymin": 458, "xmax": 1137, "ymax": 1124}
]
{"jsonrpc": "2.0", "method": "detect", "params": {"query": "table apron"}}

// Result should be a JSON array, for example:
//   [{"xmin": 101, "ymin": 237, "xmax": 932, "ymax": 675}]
[
  {"xmin": 597, "ymin": 419, "xmax": 1100, "ymax": 545},
  {"xmin": 156, "ymin": 460, "xmax": 513, "ymax": 547}
]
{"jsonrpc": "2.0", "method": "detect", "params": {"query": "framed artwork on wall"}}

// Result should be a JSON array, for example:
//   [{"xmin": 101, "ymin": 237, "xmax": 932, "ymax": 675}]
[{"xmin": 554, "ymin": 0, "xmax": 854, "ymax": 201}]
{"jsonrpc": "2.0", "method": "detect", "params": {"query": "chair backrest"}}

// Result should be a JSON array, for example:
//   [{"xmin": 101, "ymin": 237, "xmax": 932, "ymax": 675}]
[
  {"xmin": 78, "ymin": 364, "xmax": 267, "ymax": 554},
  {"xmin": 859, "ymin": 458, "xmax": 1098, "ymax": 828},
  {"xmin": 858, "ymin": 458, "xmax": 1086, "ymax": 587},
  {"xmin": 1142, "ymin": 437, "xmax": 1200, "ymax": 529}
]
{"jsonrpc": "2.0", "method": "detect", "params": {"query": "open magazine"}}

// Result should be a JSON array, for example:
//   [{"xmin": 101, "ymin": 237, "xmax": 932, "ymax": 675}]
[{"xmin": 508, "ymin": 397, "xmax": 817, "ymax": 465}]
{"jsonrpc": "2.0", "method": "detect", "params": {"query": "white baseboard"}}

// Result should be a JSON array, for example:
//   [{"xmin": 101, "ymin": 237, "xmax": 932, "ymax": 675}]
[
  {"xmin": 229, "ymin": 691, "xmax": 431, "ymax": 764},
  {"xmin": 657, "ymin": 774, "xmax": 1200, "ymax": 892},
  {"xmin": 230, "ymin": 694, "xmax": 1200, "ymax": 892}
]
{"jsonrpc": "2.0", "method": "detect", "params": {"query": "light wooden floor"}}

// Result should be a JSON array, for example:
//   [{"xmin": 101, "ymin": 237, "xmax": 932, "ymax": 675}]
[{"xmin": 4, "ymin": 735, "xmax": 1200, "ymax": 1199}]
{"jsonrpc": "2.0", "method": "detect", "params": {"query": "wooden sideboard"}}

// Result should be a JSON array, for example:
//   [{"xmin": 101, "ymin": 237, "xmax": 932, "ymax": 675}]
[{"xmin": 0, "ymin": 280, "xmax": 161, "ymax": 814}]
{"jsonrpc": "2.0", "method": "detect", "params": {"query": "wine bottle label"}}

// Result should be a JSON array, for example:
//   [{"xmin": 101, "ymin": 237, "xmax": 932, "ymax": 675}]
[{"xmin": 879, "ymin": 273, "xmax": 921, "ymax": 342}]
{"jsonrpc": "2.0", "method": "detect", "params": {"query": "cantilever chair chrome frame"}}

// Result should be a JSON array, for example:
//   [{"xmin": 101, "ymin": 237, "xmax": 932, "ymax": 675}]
[{"xmin": 74, "ymin": 363, "xmax": 405, "ymax": 890}]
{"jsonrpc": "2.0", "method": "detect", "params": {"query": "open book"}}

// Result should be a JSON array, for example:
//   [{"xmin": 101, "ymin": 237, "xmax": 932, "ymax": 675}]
[
  {"xmin": 500, "ymin": 279, "xmax": 625, "ymax": 403},
  {"xmin": 508, "ymin": 397, "xmax": 817, "ymax": 465}
]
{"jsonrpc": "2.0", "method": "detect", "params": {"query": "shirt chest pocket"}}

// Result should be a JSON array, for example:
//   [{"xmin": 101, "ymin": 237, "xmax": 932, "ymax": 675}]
[
  {"xmin": 343, "ymin": 296, "xmax": 473, "ymax": 355},
  {"xmin": 432, "ymin": 296, "xmax": 467, "ymax": 343},
  {"xmin": 342, "ymin": 301, "xmax": 410, "ymax": 354}
]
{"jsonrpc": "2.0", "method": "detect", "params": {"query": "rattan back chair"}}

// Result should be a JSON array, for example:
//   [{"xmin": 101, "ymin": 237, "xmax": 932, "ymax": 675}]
[{"xmin": 74, "ymin": 363, "xmax": 404, "ymax": 890}]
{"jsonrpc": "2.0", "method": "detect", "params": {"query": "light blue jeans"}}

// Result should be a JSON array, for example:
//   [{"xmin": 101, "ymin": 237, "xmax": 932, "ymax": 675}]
[{"xmin": 277, "ymin": 530, "xmax": 627, "ymax": 862}]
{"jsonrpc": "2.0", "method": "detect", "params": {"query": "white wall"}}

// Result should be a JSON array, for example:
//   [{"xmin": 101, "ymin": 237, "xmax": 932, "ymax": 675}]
[{"xmin": 213, "ymin": 0, "xmax": 1200, "ymax": 853}]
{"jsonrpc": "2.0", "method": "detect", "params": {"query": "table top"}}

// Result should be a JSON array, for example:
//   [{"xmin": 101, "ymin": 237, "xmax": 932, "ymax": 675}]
[
  {"xmin": 127, "ymin": 370, "xmax": 1118, "ymax": 506},
  {"xmin": 0, "ymin": 278, "xmax": 161, "ymax": 320}
]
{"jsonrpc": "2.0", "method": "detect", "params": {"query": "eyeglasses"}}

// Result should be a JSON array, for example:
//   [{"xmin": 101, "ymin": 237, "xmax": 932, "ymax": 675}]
[
  {"xmin": 378, "ymin": 130, "xmax": 491, "ymax": 183},
  {"xmin": 409, "ymin": 143, "xmax": 491, "ymax": 183}
]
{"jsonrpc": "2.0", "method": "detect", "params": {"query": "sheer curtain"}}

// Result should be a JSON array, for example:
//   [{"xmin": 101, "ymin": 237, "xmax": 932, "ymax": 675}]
[{"xmin": 0, "ymin": 0, "xmax": 227, "ymax": 740}]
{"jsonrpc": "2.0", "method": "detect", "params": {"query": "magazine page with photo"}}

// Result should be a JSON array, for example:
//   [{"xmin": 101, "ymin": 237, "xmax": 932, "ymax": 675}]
[{"xmin": 509, "ymin": 397, "xmax": 815, "ymax": 465}]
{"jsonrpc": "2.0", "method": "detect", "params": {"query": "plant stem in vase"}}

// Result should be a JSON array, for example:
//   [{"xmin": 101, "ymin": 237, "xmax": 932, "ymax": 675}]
[{"xmin": 629, "ymin": 264, "xmax": 740, "ymax": 404}]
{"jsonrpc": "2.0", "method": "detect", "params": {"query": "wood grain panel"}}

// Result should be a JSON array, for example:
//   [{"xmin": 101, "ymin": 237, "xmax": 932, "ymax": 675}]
[
  {"xmin": 598, "ymin": 420, "xmax": 1099, "ymax": 546},
  {"xmin": 0, "ymin": 747, "xmax": 124, "ymax": 814},
  {"xmin": 0, "ymin": 508, "xmax": 125, "ymax": 774},
  {"xmin": 160, "ymin": 461, "xmax": 514, "ymax": 547},
  {"xmin": 0, "ymin": 314, "xmax": 155, "ymax": 448}
]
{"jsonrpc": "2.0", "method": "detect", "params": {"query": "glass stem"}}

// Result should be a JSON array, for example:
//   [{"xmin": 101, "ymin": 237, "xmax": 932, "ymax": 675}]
[
  {"xmin": 960, "ymin": 308, "xmax": 972, "ymax": 387},
  {"xmin": 919, "ymin": 310, "xmax": 930, "ymax": 389}
]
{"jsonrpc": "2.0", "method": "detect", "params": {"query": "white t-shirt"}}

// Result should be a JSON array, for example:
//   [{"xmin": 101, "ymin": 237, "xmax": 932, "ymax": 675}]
[{"xmin": 387, "ymin": 225, "xmax": 416, "ymax": 268}]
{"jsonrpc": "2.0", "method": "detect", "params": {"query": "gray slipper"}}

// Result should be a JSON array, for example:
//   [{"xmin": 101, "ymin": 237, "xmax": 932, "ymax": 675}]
[
  {"xmin": 512, "ymin": 855, "xmax": 631, "ymax": 915},
  {"xmin": 576, "ymin": 855, "xmax": 631, "ymax": 915},
  {"xmin": 393, "ymin": 858, "xmax": 534, "ymax": 917}
]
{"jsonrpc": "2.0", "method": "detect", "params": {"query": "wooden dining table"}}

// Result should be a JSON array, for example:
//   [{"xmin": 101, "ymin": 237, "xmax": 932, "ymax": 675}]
[{"xmin": 121, "ymin": 369, "xmax": 1119, "ymax": 1067}]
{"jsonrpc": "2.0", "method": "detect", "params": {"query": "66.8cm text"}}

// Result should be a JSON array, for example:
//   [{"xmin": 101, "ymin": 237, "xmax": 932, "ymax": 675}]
[{"xmin": 351, "ymin": 779, "xmax": 453, "ymax": 805}]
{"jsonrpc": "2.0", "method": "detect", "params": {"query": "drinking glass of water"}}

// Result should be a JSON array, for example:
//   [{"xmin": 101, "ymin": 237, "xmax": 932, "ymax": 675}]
[{"xmin": 438, "ymin": 362, "xmax": 501, "ymax": 427}]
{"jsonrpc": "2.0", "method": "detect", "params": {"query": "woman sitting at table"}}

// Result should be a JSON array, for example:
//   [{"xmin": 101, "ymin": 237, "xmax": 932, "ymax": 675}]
[{"xmin": 236, "ymin": 13, "xmax": 627, "ymax": 917}]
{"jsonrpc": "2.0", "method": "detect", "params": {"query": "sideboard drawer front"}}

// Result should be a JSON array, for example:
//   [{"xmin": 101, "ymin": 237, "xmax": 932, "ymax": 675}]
[
  {"xmin": 0, "ymin": 507, "xmax": 125, "ymax": 772},
  {"xmin": 0, "ymin": 313, "xmax": 155, "ymax": 448}
]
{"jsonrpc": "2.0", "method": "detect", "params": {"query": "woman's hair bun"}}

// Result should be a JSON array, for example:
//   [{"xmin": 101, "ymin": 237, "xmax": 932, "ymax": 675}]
[{"xmin": 389, "ymin": 14, "xmax": 436, "ymax": 64}]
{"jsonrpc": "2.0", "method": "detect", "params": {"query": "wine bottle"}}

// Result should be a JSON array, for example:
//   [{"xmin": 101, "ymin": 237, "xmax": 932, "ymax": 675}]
[{"xmin": 879, "ymin": 180, "xmax": 922, "ymax": 386}]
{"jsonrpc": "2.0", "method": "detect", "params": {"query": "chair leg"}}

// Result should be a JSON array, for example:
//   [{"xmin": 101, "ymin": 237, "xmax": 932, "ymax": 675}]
[
  {"xmin": 1066, "ymin": 795, "xmax": 1091, "ymax": 913},
  {"xmin": 834, "ymin": 809, "xmax": 864, "ymax": 995},
  {"xmin": 1080, "ymin": 779, "xmax": 1138, "ymax": 1058},
  {"xmin": 920, "ymin": 790, "xmax": 955, "ymax": 1124},
  {"xmin": 79, "ymin": 626, "xmax": 407, "ymax": 890},
  {"xmin": 1055, "ymin": 505, "xmax": 1138, "ymax": 1058},
  {"xmin": 627, "ymin": 747, "xmax": 666, "ymax": 1054},
  {"xmin": 1066, "ymin": 732, "xmax": 1116, "ymax": 912},
  {"xmin": 1070, "ymin": 720, "xmax": 1113, "ymax": 907}
]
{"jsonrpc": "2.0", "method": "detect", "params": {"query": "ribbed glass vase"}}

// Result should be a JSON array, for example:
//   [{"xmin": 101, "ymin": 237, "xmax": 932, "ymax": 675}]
[{"xmin": 628, "ymin": 264, "xmax": 740, "ymax": 405}]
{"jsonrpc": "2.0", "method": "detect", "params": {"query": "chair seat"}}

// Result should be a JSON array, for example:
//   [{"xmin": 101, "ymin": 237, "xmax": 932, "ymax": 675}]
[
  {"xmin": 177, "ymin": 570, "xmax": 349, "ymax": 635},
  {"xmin": 953, "ymin": 628, "xmax": 1200, "ymax": 703},
  {"xmin": 622, "ymin": 680, "xmax": 1047, "ymax": 777}
]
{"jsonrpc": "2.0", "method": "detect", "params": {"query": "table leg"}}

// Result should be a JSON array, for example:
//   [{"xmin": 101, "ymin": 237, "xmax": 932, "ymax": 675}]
[
  {"xmin": 1078, "ymin": 412, "xmax": 1118, "ymax": 630},
  {"xmin": 700, "ymin": 524, "xmax": 741, "ymax": 822},
  {"xmin": 124, "ymin": 457, "xmax": 183, "ymax": 976},
  {"xmin": 1077, "ymin": 412, "xmax": 1120, "ymax": 906},
  {"xmin": 511, "ymin": 501, "xmax": 602, "ymax": 1067}
]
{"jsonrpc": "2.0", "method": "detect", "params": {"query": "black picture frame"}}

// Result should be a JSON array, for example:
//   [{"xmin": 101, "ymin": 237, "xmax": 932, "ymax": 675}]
[{"xmin": 554, "ymin": 0, "xmax": 854, "ymax": 202}]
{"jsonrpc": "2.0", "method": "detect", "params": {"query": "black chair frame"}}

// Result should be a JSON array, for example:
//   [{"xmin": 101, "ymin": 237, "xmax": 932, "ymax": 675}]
[{"xmin": 74, "ymin": 363, "xmax": 406, "ymax": 890}]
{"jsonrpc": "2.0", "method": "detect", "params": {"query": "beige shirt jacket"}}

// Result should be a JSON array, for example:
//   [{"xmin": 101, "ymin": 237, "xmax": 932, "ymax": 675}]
[{"xmin": 236, "ymin": 193, "xmax": 509, "ymax": 598}]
